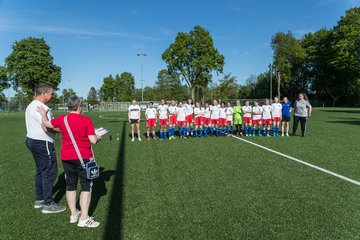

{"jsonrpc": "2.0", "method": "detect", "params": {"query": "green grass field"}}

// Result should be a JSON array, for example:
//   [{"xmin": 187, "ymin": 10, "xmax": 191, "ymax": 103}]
[{"xmin": 1, "ymin": 108, "xmax": 360, "ymax": 240}]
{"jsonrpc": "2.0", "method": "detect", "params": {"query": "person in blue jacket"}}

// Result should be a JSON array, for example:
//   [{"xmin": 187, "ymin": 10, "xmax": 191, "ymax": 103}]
[{"xmin": 281, "ymin": 97, "xmax": 292, "ymax": 136}]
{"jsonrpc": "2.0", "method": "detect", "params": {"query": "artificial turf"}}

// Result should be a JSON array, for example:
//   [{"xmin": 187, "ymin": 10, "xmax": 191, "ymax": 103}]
[{"xmin": 0, "ymin": 108, "xmax": 359, "ymax": 240}]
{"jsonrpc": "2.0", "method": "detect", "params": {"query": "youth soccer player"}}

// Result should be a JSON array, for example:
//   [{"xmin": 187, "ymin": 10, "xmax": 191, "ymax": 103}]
[
  {"xmin": 177, "ymin": 102, "xmax": 187, "ymax": 138},
  {"xmin": 157, "ymin": 99, "xmax": 169, "ymax": 140},
  {"xmin": 281, "ymin": 97, "xmax": 291, "ymax": 137},
  {"xmin": 128, "ymin": 99, "xmax": 141, "ymax": 141},
  {"xmin": 242, "ymin": 100, "xmax": 252, "ymax": 136},
  {"xmin": 184, "ymin": 98, "xmax": 194, "ymax": 136},
  {"xmin": 210, "ymin": 100, "xmax": 221, "ymax": 136},
  {"xmin": 262, "ymin": 98, "xmax": 272, "ymax": 137},
  {"xmin": 203, "ymin": 102, "xmax": 211, "ymax": 137},
  {"xmin": 219, "ymin": 102, "xmax": 227, "ymax": 136},
  {"xmin": 252, "ymin": 100, "xmax": 263, "ymax": 137},
  {"xmin": 226, "ymin": 102, "xmax": 234, "ymax": 135},
  {"xmin": 233, "ymin": 100, "xmax": 243, "ymax": 136},
  {"xmin": 145, "ymin": 102, "xmax": 157, "ymax": 140},
  {"xmin": 168, "ymin": 100, "xmax": 178, "ymax": 140},
  {"xmin": 194, "ymin": 102, "xmax": 204, "ymax": 138},
  {"xmin": 271, "ymin": 96, "xmax": 282, "ymax": 137}
]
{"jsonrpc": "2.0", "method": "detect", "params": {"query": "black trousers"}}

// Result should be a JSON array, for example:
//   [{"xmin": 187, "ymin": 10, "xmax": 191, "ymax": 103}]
[{"xmin": 292, "ymin": 116, "xmax": 307, "ymax": 136}]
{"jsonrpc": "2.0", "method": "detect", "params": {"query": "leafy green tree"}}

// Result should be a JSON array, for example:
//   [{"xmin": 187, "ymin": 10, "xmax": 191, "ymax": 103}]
[
  {"xmin": 0, "ymin": 66, "xmax": 9, "ymax": 93},
  {"xmin": 162, "ymin": 26, "xmax": 225, "ymax": 100},
  {"xmin": 60, "ymin": 88, "xmax": 77, "ymax": 102},
  {"xmin": 155, "ymin": 69, "xmax": 188, "ymax": 100},
  {"xmin": 213, "ymin": 74, "xmax": 239, "ymax": 100},
  {"xmin": 99, "ymin": 75, "xmax": 116, "ymax": 101},
  {"xmin": 117, "ymin": 72, "xmax": 135, "ymax": 101},
  {"xmin": 87, "ymin": 87, "xmax": 99, "ymax": 105},
  {"xmin": 5, "ymin": 37, "xmax": 61, "ymax": 97}
]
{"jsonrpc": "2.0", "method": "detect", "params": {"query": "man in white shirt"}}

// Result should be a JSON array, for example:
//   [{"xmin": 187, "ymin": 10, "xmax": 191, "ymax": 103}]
[
  {"xmin": 25, "ymin": 83, "xmax": 66, "ymax": 213},
  {"xmin": 145, "ymin": 102, "xmax": 157, "ymax": 140},
  {"xmin": 157, "ymin": 99, "xmax": 169, "ymax": 140},
  {"xmin": 128, "ymin": 99, "xmax": 141, "ymax": 141}
]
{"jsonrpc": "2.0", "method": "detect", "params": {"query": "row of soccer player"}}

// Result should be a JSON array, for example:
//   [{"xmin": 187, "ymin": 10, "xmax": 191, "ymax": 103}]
[{"xmin": 127, "ymin": 97, "xmax": 292, "ymax": 141}]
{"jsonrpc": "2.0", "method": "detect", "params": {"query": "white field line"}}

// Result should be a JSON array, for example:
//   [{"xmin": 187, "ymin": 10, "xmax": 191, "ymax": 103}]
[
  {"xmin": 231, "ymin": 135, "xmax": 360, "ymax": 186},
  {"xmin": 99, "ymin": 115, "xmax": 127, "ymax": 121}
]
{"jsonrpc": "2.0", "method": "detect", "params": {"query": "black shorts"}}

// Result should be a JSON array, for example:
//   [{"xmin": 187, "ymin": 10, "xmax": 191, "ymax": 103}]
[
  {"xmin": 62, "ymin": 160, "xmax": 93, "ymax": 192},
  {"xmin": 282, "ymin": 116, "xmax": 291, "ymax": 122},
  {"xmin": 130, "ymin": 119, "xmax": 139, "ymax": 124}
]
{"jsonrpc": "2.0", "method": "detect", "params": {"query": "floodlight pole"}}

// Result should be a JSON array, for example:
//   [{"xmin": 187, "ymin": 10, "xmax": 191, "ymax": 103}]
[
  {"xmin": 137, "ymin": 53, "xmax": 147, "ymax": 102},
  {"xmin": 270, "ymin": 62, "xmax": 273, "ymax": 101}
]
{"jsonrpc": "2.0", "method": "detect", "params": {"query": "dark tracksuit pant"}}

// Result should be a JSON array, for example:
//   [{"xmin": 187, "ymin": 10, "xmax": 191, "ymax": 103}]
[{"xmin": 292, "ymin": 116, "xmax": 307, "ymax": 136}]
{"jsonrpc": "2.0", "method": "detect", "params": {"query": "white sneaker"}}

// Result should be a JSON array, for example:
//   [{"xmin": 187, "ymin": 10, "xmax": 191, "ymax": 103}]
[
  {"xmin": 286, "ymin": 133, "xmax": 289, "ymax": 137},
  {"xmin": 77, "ymin": 217, "xmax": 100, "ymax": 228},
  {"xmin": 138, "ymin": 137, "xmax": 142, "ymax": 141},
  {"xmin": 281, "ymin": 133, "xmax": 284, "ymax": 137},
  {"xmin": 131, "ymin": 138, "xmax": 135, "ymax": 142},
  {"xmin": 70, "ymin": 210, "xmax": 81, "ymax": 223}
]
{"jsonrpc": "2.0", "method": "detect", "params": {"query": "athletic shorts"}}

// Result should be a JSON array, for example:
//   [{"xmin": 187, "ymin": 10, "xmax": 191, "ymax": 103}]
[
  {"xmin": 273, "ymin": 117, "xmax": 281, "ymax": 123},
  {"xmin": 282, "ymin": 116, "xmax": 291, "ymax": 122},
  {"xmin": 253, "ymin": 119, "xmax": 262, "ymax": 125},
  {"xmin": 262, "ymin": 119, "xmax": 271, "ymax": 125},
  {"xmin": 147, "ymin": 118, "xmax": 156, "ymax": 128},
  {"xmin": 62, "ymin": 160, "xmax": 92, "ymax": 192},
  {"xmin": 234, "ymin": 116, "xmax": 242, "ymax": 125},
  {"xmin": 219, "ymin": 118, "xmax": 226, "ymax": 126},
  {"xmin": 185, "ymin": 115, "xmax": 193, "ymax": 124},
  {"xmin": 130, "ymin": 119, "xmax": 139, "ymax": 124},
  {"xmin": 203, "ymin": 117, "xmax": 211, "ymax": 125},
  {"xmin": 211, "ymin": 119, "xmax": 220, "ymax": 125},
  {"xmin": 169, "ymin": 115, "xmax": 177, "ymax": 125},
  {"xmin": 226, "ymin": 120, "xmax": 233, "ymax": 125},
  {"xmin": 177, "ymin": 121, "xmax": 185, "ymax": 126},
  {"xmin": 159, "ymin": 119, "xmax": 168, "ymax": 126},
  {"xmin": 195, "ymin": 116, "xmax": 203, "ymax": 125},
  {"xmin": 243, "ymin": 117, "xmax": 252, "ymax": 124}
]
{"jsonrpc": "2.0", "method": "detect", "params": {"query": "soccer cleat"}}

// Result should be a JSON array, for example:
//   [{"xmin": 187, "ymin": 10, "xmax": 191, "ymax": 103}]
[
  {"xmin": 258, "ymin": 134, "xmax": 263, "ymax": 137},
  {"xmin": 34, "ymin": 200, "xmax": 44, "ymax": 209},
  {"xmin": 138, "ymin": 138, "xmax": 142, "ymax": 141},
  {"xmin": 70, "ymin": 210, "xmax": 81, "ymax": 223},
  {"xmin": 286, "ymin": 133, "xmax": 289, "ymax": 137},
  {"xmin": 77, "ymin": 217, "xmax": 100, "ymax": 228},
  {"xmin": 42, "ymin": 202, "xmax": 66, "ymax": 214},
  {"xmin": 267, "ymin": 134, "xmax": 270, "ymax": 137},
  {"xmin": 281, "ymin": 133, "xmax": 284, "ymax": 137},
  {"xmin": 252, "ymin": 133, "xmax": 256, "ymax": 137},
  {"xmin": 131, "ymin": 138, "xmax": 135, "ymax": 142}
]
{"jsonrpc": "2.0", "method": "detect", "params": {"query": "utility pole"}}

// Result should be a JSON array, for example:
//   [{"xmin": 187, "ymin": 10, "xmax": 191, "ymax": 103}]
[{"xmin": 137, "ymin": 53, "xmax": 147, "ymax": 102}]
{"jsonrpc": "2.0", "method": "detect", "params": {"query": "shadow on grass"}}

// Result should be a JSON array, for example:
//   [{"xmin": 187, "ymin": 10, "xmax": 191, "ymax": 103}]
[
  {"xmin": 103, "ymin": 121, "xmax": 126, "ymax": 240},
  {"xmin": 326, "ymin": 120, "xmax": 360, "ymax": 125},
  {"xmin": 53, "ymin": 172, "xmax": 66, "ymax": 203},
  {"xmin": 89, "ymin": 167, "xmax": 116, "ymax": 216}
]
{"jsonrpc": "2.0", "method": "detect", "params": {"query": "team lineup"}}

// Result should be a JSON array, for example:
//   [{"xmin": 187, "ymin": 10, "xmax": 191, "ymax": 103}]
[{"xmin": 127, "ymin": 95, "xmax": 311, "ymax": 141}]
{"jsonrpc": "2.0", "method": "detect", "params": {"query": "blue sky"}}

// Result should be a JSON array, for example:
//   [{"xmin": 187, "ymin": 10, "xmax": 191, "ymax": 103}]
[{"xmin": 0, "ymin": 0, "xmax": 358, "ymax": 98}]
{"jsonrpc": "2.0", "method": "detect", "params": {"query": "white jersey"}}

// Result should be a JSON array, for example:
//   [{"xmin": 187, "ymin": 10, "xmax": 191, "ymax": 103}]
[
  {"xmin": 184, "ymin": 103, "xmax": 194, "ymax": 116},
  {"xmin": 226, "ymin": 107, "xmax": 234, "ymax": 121},
  {"xmin": 128, "ymin": 104, "xmax": 141, "ymax": 120},
  {"xmin": 177, "ymin": 106, "xmax": 186, "ymax": 121},
  {"xmin": 157, "ymin": 104, "xmax": 168, "ymax": 120},
  {"xmin": 210, "ymin": 105, "xmax": 220, "ymax": 119},
  {"xmin": 242, "ymin": 105, "xmax": 252, "ymax": 118},
  {"xmin": 25, "ymin": 100, "xmax": 55, "ymax": 143},
  {"xmin": 145, "ymin": 107, "xmax": 157, "ymax": 119},
  {"xmin": 168, "ymin": 105, "xmax": 178, "ymax": 117},
  {"xmin": 271, "ymin": 103, "xmax": 282, "ymax": 117},
  {"xmin": 194, "ymin": 107, "xmax": 204, "ymax": 118},
  {"xmin": 262, "ymin": 105, "xmax": 272, "ymax": 119},
  {"xmin": 252, "ymin": 106, "xmax": 263, "ymax": 120},
  {"xmin": 204, "ymin": 107, "xmax": 211, "ymax": 118},
  {"xmin": 219, "ymin": 107, "xmax": 227, "ymax": 119}
]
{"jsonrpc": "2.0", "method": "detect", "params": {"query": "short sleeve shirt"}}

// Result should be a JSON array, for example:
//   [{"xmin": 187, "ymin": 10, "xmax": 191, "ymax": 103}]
[
  {"xmin": 145, "ymin": 108, "xmax": 157, "ymax": 119},
  {"xmin": 271, "ymin": 103, "xmax": 282, "ymax": 117},
  {"xmin": 262, "ymin": 105, "xmax": 272, "ymax": 119},
  {"xmin": 252, "ymin": 106, "xmax": 263, "ymax": 120},
  {"xmin": 242, "ymin": 106, "xmax": 252, "ymax": 118},
  {"xmin": 157, "ymin": 105, "xmax": 168, "ymax": 119},
  {"xmin": 128, "ymin": 104, "xmax": 141, "ymax": 120}
]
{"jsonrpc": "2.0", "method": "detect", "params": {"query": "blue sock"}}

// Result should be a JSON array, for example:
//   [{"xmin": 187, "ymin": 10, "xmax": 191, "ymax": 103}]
[
  {"xmin": 258, "ymin": 128, "xmax": 261, "ymax": 134},
  {"xmin": 171, "ymin": 127, "xmax": 174, "ymax": 137},
  {"xmin": 204, "ymin": 127, "xmax": 208, "ymax": 137},
  {"xmin": 190, "ymin": 127, "xmax": 193, "ymax": 135},
  {"xmin": 200, "ymin": 129, "xmax": 203, "ymax": 137},
  {"xmin": 195, "ymin": 129, "xmax": 198, "ymax": 137},
  {"xmin": 160, "ymin": 130, "xmax": 163, "ymax": 139},
  {"xmin": 230, "ymin": 125, "xmax": 234, "ymax": 134},
  {"xmin": 244, "ymin": 126, "xmax": 247, "ymax": 135},
  {"xmin": 184, "ymin": 127, "xmax": 188, "ymax": 136},
  {"xmin": 178, "ymin": 127, "xmax": 182, "ymax": 136},
  {"xmin": 253, "ymin": 127, "xmax": 256, "ymax": 135},
  {"xmin": 216, "ymin": 128, "xmax": 219, "ymax": 136},
  {"xmin": 225, "ymin": 127, "xmax": 228, "ymax": 134}
]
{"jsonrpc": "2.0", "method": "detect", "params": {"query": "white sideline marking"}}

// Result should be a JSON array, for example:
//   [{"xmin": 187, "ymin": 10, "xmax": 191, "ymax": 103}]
[
  {"xmin": 231, "ymin": 135, "xmax": 360, "ymax": 186},
  {"xmin": 99, "ymin": 115, "xmax": 127, "ymax": 120}
]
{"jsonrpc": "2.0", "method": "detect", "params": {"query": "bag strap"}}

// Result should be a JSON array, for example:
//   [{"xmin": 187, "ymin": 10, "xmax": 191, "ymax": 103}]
[{"xmin": 64, "ymin": 115, "xmax": 86, "ymax": 168}]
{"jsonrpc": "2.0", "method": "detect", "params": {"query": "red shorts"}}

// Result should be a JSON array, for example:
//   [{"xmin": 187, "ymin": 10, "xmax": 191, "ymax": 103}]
[
  {"xmin": 219, "ymin": 118, "xmax": 226, "ymax": 126},
  {"xmin": 203, "ymin": 117, "xmax": 210, "ymax": 125},
  {"xmin": 159, "ymin": 119, "xmax": 168, "ymax": 126},
  {"xmin": 243, "ymin": 117, "xmax": 252, "ymax": 124},
  {"xmin": 185, "ymin": 115, "xmax": 193, "ymax": 124},
  {"xmin": 169, "ymin": 115, "xmax": 177, "ymax": 125},
  {"xmin": 177, "ymin": 121, "xmax": 185, "ymax": 126},
  {"xmin": 211, "ymin": 119, "xmax": 219, "ymax": 125},
  {"xmin": 195, "ymin": 116, "xmax": 203, "ymax": 125},
  {"xmin": 273, "ymin": 117, "xmax": 281, "ymax": 123},
  {"xmin": 226, "ymin": 120, "xmax": 233, "ymax": 125},
  {"xmin": 262, "ymin": 119, "xmax": 271, "ymax": 125},
  {"xmin": 147, "ymin": 118, "xmax": 156, "ymax": 128},
  {"xmin": 253, "ymin": 119, "xmax": 262, "ymax": 125}
]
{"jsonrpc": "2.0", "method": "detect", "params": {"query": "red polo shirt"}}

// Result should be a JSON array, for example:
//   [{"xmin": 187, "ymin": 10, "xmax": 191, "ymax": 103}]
[{"xmin": 51, "ymin": 113, "xmax": 95, "ymax": 161}]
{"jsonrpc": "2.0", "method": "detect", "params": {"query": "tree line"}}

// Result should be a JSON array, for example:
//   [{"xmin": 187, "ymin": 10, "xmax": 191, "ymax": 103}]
[{"xmin": 0, "ymin": 7, "xmax": 359, "ymax": 107}]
